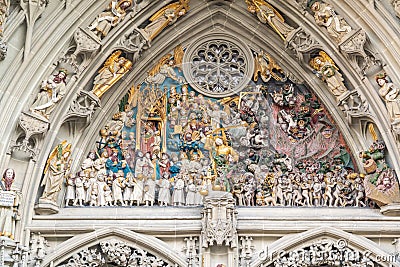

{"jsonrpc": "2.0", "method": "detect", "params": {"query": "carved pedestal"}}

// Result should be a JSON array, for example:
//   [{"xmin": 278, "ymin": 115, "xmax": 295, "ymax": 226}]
[
  {"xmin": 34, "ymin": 198, "xmax": 59, "ymax": 215},
  {"xmin": 8, "ymin": 112, "xmax": 49, "ymax": 161},
  {"xmin": 339, "ymin": 29, "xmax": 380, "ymax": 75},
  {"xmin": 201, "ymin": 191, "xmax": 238, "ymax": 267}
]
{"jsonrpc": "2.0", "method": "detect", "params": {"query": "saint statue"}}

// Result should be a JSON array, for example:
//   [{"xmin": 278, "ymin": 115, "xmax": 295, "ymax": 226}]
[
  {"xmin": 308, "ymin": 0, "xmax": 352, "ymax": 43},
  {"xmin": 40, "ymin": 141, "xmax": 72, "ymax": 204},
  {"xmin": 30, "ymin": 69, "xmax": 68, "ymax": 119},
  {"xmin": 88, "ymin": 0, "xmax": 132, "ymax": 39},
  {"xmin": 376, "ymin": 73, "xmax": 400, "ymax": 124},
  {"xmin": 0, "ymin": 168, "xmax": 18, "ymax": 240},
  {"xmin": 91, "ymin": 50, "xmax": 132, "ymax": 98}
]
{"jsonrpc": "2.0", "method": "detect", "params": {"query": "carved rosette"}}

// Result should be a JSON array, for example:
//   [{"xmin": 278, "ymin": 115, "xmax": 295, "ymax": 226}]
[
  {"xmin": 201, "ymin": 191, "xmax": 237, "ymax": 248},
  {"xmin": 183, "ymin": 33, "xmax": 254, "ymax": 98},
  {"xmin": 58, "ymin": 238, "xmax": 174, "ymax": 267}
]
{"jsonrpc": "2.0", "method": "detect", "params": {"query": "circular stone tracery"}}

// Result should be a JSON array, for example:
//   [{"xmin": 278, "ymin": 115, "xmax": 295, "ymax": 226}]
[{"xmin": 183, "ymin": 34, "xmax": 254, "ymax": 97}]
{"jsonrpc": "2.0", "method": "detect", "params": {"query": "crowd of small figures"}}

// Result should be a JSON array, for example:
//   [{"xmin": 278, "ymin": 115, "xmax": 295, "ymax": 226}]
[{"xmin": 64, "ymin": 148, "xmax": 367, "ymax": 208}]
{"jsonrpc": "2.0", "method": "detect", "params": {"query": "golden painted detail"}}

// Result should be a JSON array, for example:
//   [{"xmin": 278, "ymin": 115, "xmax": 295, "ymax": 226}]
[
  {"xmin": 91, "ymin": 51, "xmax": 132, "ymax": 98},
  {"xmin": 139, "ymin": 0, "xmax": 189, "ymax": 41},
  {"xmin": 245, "ymin": 0, "xmax": 294, "ymax": 41}
]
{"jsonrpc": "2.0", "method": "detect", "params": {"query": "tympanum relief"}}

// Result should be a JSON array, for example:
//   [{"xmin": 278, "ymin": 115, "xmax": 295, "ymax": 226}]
[{"xmin": 46, "ymin": 39, "xmax": 400, "ymax": 211}]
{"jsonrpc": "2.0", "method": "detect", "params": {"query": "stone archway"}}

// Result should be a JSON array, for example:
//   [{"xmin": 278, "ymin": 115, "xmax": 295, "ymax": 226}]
[
  {"xmin": 249, "ymin": 226, "xmax": 396, "ymax": 267},
  {"xmin": 41, "ymin": 227, "xmax": 187, "ymax": 267}
]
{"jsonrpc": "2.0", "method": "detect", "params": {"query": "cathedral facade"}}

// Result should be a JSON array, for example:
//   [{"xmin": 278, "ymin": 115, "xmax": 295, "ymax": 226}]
[{"xmin": 1, "ymin": 0, "xmax": 400, "ymax": 266}]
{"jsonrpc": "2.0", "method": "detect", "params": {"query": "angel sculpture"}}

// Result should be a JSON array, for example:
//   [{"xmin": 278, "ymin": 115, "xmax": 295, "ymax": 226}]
[
  {"xmin": 145, "ymin": 45, "xmax": 186, "ymax": 85},
  {"xmin": 245, "ymin": 0, "xmax": 294, "ymax": 40},
  {"xmin": 91, "ymin": 50, "xmax": 132, "ymax": 98},
  {"xmin": 139, "ymin": 0, "xmax": 189, "ymax": 41},
  {"xmin": 309, "ymin": 51, "xmax": 347, "ymax": 98},
  {"xmin": 88, "ymin": 0, "xmax": 132, "ymax": 39},
  {"xmin": 39, "ymin": 141, "xmax": 72, "ymax": 204},
  {"xmin": 253, "ymin": 51, "xmax": 286, "ymax": 83}
]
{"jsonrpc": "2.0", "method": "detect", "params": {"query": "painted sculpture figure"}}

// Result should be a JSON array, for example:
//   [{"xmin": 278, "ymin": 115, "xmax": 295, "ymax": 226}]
[
  {"xmin": 30, "ymin": 69, "xmax": 68, "ymax": 119},
  {"xmin": 40, "ymin": 141, "xmax": 72, "ymax": 204},
  {"xmin": 310, "ymin": 51, "xmax": 347, "ymax": 99},
  {"xmin": 92, "ymin": 50, "xmax": 132, "ymax": 98},
  {"xmin": 245, "ymin": 0, "xmax": 295, "ymax": 40},
  {"xmin": 308, "ymin": 0, "xmax": 352, "ymax": 43},
  {"xmin": 375, "ymin": 73, "xmax": 400, "ymax": 125},
  {"xmin": 88, "ymin": 0, "xmax": 132, "ymax": 39}
]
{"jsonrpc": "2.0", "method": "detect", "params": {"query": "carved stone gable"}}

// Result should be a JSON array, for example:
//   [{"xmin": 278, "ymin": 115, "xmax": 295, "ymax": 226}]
[{"xmin": 201, "ymin": 191, "xmax": 238, "ymax": 248}]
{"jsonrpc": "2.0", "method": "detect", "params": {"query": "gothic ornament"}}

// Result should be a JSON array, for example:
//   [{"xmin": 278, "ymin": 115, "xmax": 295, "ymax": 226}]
[
  {"xmin": 239, "ymin": 236, "xmax": 254, "ymax": 267},
  {"xmin": 337, "ymin": 90, "xmax": 372, "ymax": 124},
  {"xmin": 285, "ymin": 28, "xmax": 321, "ymax": 62},
  {"xmin": 183, "ymin": 34, "xmax": 254, "ymax": 98},
  {"xmin": 63, "ymin": 90, "xmax": 100, "ymax": 124},
  {"xmin": 20, "ymin": 0, "xmax": 49, "ymax": 59},
  {"xmin": 201, "ymin": 191, "xmax": 238, "ymax": 248},
  {"xmin": 8, "ymin": 112, "xmax": 49, "ymax": 160},
  {"xmin": 183, "ymin": 236, "xmax": 199, "ymax": 266},
  {"xmin": 61, "ymin": 28, "xmax": 101, "ymax": 74},
  {"xmin": 58, "ymin": 238, "xmax": 174, "ymax": 267},
  {"xmin": 339, "ymin": 29, "xmax": 380, "ymax": 75},
  {"xmin": 270, "ymin": 238, "xmax": 377, "ymax": 267}
]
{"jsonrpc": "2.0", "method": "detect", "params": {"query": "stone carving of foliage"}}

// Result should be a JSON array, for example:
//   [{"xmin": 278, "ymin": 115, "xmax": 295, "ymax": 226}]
[
  {"xmin": 269, "ymin": 239, "xmax": 377, "ymax": 267},
  {"xmin": 58, "ymin": 239, "xmax": 173, "ymax": 267}
]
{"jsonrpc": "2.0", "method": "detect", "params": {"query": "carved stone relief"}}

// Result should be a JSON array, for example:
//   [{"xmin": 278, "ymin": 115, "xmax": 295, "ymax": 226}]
[
  {"xmin": 285, "ymin": 28, "xmax": 321, "ymax": 62},
  {"xmin": 262, "ymin": 238, "xmax": 378, "ymax": 267},
  {"xmin": 201, "ymin": 191, "xmax": 237, "ymax": 248},
  {"xmin": 58, "ymin": 238, "xmax": 175, "ymax": 267}
]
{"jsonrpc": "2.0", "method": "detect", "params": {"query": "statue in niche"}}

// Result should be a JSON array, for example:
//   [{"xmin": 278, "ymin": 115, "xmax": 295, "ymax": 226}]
[
  {"xmin": 245, "ymin": 0, "xmax": 295, "ymax": 40},
  {"xmin": 375, "ymin": 73, "xmax": 400, "ymax": 125},
  {"xmin": 308, "ymin": 0, "xmax": 352, "ymax": 43},
  {"xmin": 0, "ymin": 168, "xmax": 19, "ymax": 240},
  {"xmin": 30, "ymin": 69, "xmax": 68, "ymax": 120},
  {"xmin": 88, "ymin": 0, "xmax": 132, "ymax": 39},
  {"xmin": 39, "ymin": 141, "xmax": 72, "ymax": 204},
  {"xmin": 91, "ymin": 50, "xmax": 132, "ymax": 98},
  {"xmin": 138, "ymin": 0, "xmax": 189, "ymax": 41},
  {"xmin": 309, "ymin": 51, "xmax": 347, "ymax": 99}
]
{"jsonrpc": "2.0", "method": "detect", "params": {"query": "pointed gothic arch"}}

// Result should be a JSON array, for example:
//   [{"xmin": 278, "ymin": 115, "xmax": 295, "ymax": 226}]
[
  {"xmin": 41, "ymin": 227, "xmax": 187, "ymax": 266},
  {"xmin": 249, "ymin": 226, "xmax": 395, "ymax": 267}
]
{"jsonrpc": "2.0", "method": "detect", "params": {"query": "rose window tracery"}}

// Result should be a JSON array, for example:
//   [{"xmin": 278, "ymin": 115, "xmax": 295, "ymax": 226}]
[{"xmin": 183, "ymin": 34, "xmax": 254, "ymax": 97}]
